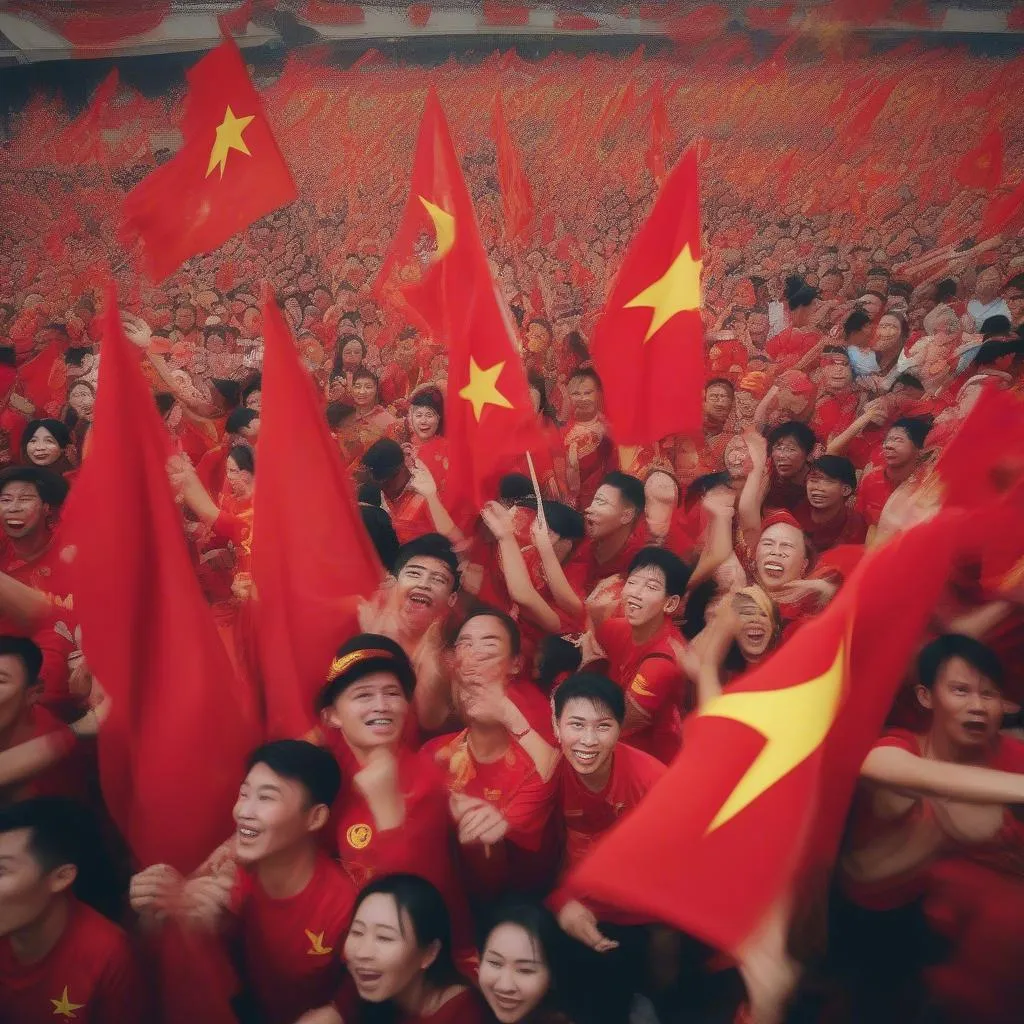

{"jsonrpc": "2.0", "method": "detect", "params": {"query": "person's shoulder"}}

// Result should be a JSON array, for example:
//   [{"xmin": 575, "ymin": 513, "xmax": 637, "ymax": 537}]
[
  {"xmin": 65, "ymin": 900, "xmax": 131, "ymax": 960},
  {"xmin": 594, "ymin": 614, "xmax": 630, "ymax": 648},
  {"xmin": 873, "ymin": 728, "xmax": 922, "ymax": 755},
  {"xmin": 419, "ymin": 731, "xmax": 463, "ymax": 763},
  {"xmin": 991, "ymin": 734, "xmax": 1024, "ymax": 774},
  {"xmin": 616, "ymin": 742, "xmax": 667, "ymax": 783}
]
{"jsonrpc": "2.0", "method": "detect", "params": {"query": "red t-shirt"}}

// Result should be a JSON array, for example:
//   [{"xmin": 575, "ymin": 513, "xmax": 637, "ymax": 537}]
[
  {"xmin": 565, "ymin": 523, "xmax": 652, "ymax": 599},
  {"xmin": 812, "ymin": 391, "xmax": 860, "ymax": 442},
  {"xmin": 765, "ymin": 326, "xmax": 821, "ymax": 368},
  {"xmin": 561, "ymin": 417, "xmax": 614, "ymax": 511},
  {"xmin": 0, "ymin": 704, "xmax": 89, "ymax": 806},
  {"xmin": 0, "ymin": 899, "xmax": 146, "ymax": 1024},
  {"xmin": 334, "ymin": 978, "xmax": 489, "ymax": 1023},
  {"xmin": 230, "ymin": 853, "xmax": 355, "ymax": 1024},
  {"xmin": 795, "ymin": 503, "xmax": 868, "ymax": 553},
  {"xmin": 423, "ymin": 730, "xmax": 559, "ymax": 902},
  {"xmin": 595, "ymin": 617, "xmax": 687, "ymax": 765},
  {"xmin": 855, "ymin": 465, "xmax": 898, "ymax": 527},
  {"xmin": 388, "ymin": 487, "xmax": 435, "ymax": 546}
]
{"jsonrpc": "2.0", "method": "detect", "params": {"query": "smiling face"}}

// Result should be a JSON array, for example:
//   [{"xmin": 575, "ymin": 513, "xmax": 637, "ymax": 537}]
[
  {"xmin": 394, "ymin": 555, "xmax": 456, "ymax": 634},
  {"xmin": 344, "ymin": 893, "xmax": 436, "ymax": 1003},
  {"xmin": 324, "ymin": 670, "xmax": 408, "ymax": 753},
  {"xmin": 556, "ymin": 696, "xmax": 620, "ymax": 782},
  {"xmin": 584, "ymin": 484, "xmax": 633, "ymax": 540},
  {"xmin": 0, "ymin": 481, "xmax": 46, "ymax": 542},
  {"xmin": 232, "ymin": 761, "xmax": 321, "ymax": 865},
  {"xmin": 25, "ymin": 427, "xmax": 61, "ymax": 467},
  {"xmin": 732, "ymin": 591, "xmax": 774, "ymax": 660},
  {"xmin": 805, "ymin": 468, "xmax": 849, "ymax": 511},
  {"xmin": 351, "ymin": 376, "xmax": 378, "ymax": 410},
  {"xmin": 0, "ymin": 827, "xmax": 74, "ymax": 941},
  {"xmin": 479, "ymin": 922, "xmax": 552, "ymax": 1023},
  {"xmin": 876, "ymin": 314, "xmax": 904, "ymax": 353},
  {"xmin": 622, "ymin": 564, "xmax": 676, "ymax": 629},
  {"xmin": 917, "ymin": 655, "xmax": 1002, "ymax": 754},
  {"xmin": 755, "ymin": 522, "xmax": 807, "ymax": 589},
  {"xmin": 703, "ymin": 384, "xmax": 734, "ymax": 426},
  {"xmin": 409, "ymin": 404, "xmax": 440, "ymax": 442},
  {"xmin": 567, "ymin": 375, "xmax": 599, "ymax": 421},
  {"xmin": 453, "ymin": 614, "xmax": 517, "ymax": 700}
]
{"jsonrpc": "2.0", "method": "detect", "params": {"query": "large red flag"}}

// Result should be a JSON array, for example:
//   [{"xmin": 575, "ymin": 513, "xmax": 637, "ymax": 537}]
[
  {"xmin": 17, "ymin": 342, "xmax": 67, "ymax": 418},
  {"xmin": 644, "ymin": 81, "xmax": 674, "ymax": 187},
  {"xmin": 590, "ymin": 146, "xmax": 705, "ymax": 446},
  {"xmin": 251, "ymin": 284, "xmax": 383, "ymax": 740},
  {"xmin": 120, "ymin": 38, "xmax": 296, "ymax": 281},
  {"xmin": 955, "ymin": 129, "xmax": 1004, "ymax": 191},
  {"xmin": 980, "ymin": 179, "xmax": 1024, "ymax": 239},
  {"xmin": 64, "ymin": 287, "xmax": 257, "ymax": 873},
  {"xmin": 491, "ymin": 92, "xmax": 535, "ymax": 242},
  {"xmin": 569, "ymin": 514, "xmax": 961, "ymax": 953}
]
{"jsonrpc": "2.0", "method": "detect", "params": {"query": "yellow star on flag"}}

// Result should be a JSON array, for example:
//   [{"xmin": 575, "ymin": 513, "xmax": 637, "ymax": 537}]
[
  {"xmin": 51, "ymin": 986, "xmax": 85, "ymax": 1018},
  {"xmin": 623, "ymin": 242, "xmax": 702, "ymax": 343},
  {"xmin": 206, "ymin": 105, "xmax": 256, "ymax": 179},
  {"xmin": 418, "ymin": 195, "xmax": 455, "ymax": 260},
  {"xmin": 700, "ymin": 641, "xmax": 845, "ymax": 833},
  {"xmin": 459, "ymin": 357, "xmax": 514, "ymax": 422}
]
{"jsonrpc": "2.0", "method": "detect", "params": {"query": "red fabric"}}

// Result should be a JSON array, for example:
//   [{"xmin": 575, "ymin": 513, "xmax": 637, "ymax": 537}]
[
  {"xmin": 300, "ymin": 2, "xmax": 365, "ymax": 25},
  {"xmin": 823, "ymin": 0, "xmax": 894, "ymax": 25},
  {"xmin": 63, "ymin": 288, "xmax": 258, "ymax": 874},
  {"xmin": 746, "ymin": 4, "xmax": 794, "ymax": 29},
  {"xmin": 591, "ymin": 146, "xmax": 705, "ymax": 445},
  {"xmin": 954, "ymin": 129, "xmax": 1003, "ymax": 192},
  {"xmin": 980, "ymin": 179, "xmax": 1024, "ymax": 240},
  {"xmin": 23, "ymin": 3, "xmax": 171, "ymax": 46},
  {"xmin": 150, "ymin": 924, "xmax": 239, "ymax": 1024},
  {"xmin": 554, "ymin": 12, "xmax": 601, "ymax": 30},
  {"xmin": 0, "ymin": 898, "xmax": 147, "ymax": 1023},
  {"xmin": 218, "ymin": 0, "xmax": 254, "ymax": 35},
  {"xmin": 0, "ymin": 705, "xmax": 85, "ymax": 806},
  {"xmin": 491, "ymin": 93, "xmax": 535, "ymax": 242},
  {"xmin": 564, "ymin": 522, "xmax": 651, "ymax": 597},
  {"xmin": 854, "ymin": 465, "xmax": 898, "ymax": 527},
  {"xmin": 407, "ymin": 3, "xmax": 432, "ymax": 27},
  {"xmin": 252, "ymin": 286, "xmax": 383, "ymax": 740},
  {"xmin": 120, "ymin": 38, "xmax": 297, "ymax": 282},
  {"xmin": 482, "ymin": 2, "xmax": 530, "ymax": 27},
  {"xmin": 17, "ymin": 343, "xmax": 68, "ymax": 418},
  {"xmin": 644, "ymin": 82, "xmax": 674, "ymax": 187},
  {"xmin": 596, "ymin": 617, "xmax": 688, "ymax": 764},
  {"xmin": 797, "ymin": 504, "xmax": 868, "ymax": 554},
  {"xmin": 231, "ymin": 853, "xmax": 355, "ymax": 1024},
  {"xmin": 570, "ymin": 514, "xmax": 961, "ymax": 953},
  {"xmin": 845, "ymin": 78, "xmax": 898, "ymax": 138}
]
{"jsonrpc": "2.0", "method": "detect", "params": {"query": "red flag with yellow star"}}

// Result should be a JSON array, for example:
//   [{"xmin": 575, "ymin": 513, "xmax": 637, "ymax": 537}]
[
  {"xmin": 491, "ymin": 91, "xmax": 534, "ymax": 242},
  {"xmin": 120, "ymin": 38, "xmax": 296, "ymax": 281},
  {"xmin": 591, "ymin": 145, "xmax": 705, "ymax": 445},
  {"xmin": 567, "ymin": 513, "xmax": 961, "ymax": 953}
]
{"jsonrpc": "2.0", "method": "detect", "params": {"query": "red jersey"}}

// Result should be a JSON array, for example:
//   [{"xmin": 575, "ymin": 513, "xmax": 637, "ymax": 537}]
[
  {"xmin": 561, "ymin": 416, "xmax": 614, "ymax": 511},
  {"xmin": 812, "ymin": 391, "xmax": 860, "ymax": 442},
  {"xmin": 0, "ymin": 899, "xmax": 146, "ymax": 1024},
  {"xmin": 595, "ymin": 617, "xmax": 687, "ymax": 765},
  {"xmin": 795, "ymin": 503, "xmax": 868, "ymax": 553},
  {"xmin": 335, "ymin": 978, "xmax": 489, "ymax": 1023},
  {"xmin": 765, "ymin": 326, "xmax": 821, "ymax": 368},
  {"xmin": 0, "ymin": 704, "xmax": 89, "ymax": 807},
  {"xmin": 550, "ymin": 745, "xmax": 666, "ymax": 924},
  {"xmin": 230, "ymin": 853, "xmax": 355, "ymax": 1024},
  {"xmin": 564, "ymin": 523, "xmax": 652, "ymax": 599},
  {"xmin": 854, "ymin": 465, "xmax": 898, "ymax": 527},
  {"xmin": 764, "ymin": 467, "xmax": 811, "ymax": 519},
  {"xmin": 423, "ymin": 730, "xmax": 559, "ymax": 902},
  {"xmin": 387, "ymin": 486, "xmax": 434, "ymax": 546}
]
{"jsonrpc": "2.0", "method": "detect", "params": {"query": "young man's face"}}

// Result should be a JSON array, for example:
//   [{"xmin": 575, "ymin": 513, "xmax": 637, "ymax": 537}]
[
  {"xmin": 0, "ymin": 482, "xmax": 46, "ymax": 541},
  {"xmin": 917, "ymin": 655, "xmax": 1003, "ymax": 752},
  {"xmin": 584, "ymin": 485, "xmax": 633, "ymax": 540},
  {"xmin": 703, "ymin": 384, "xmax": 734, "ymax": 425},
  {"xmin": 556, "ymin": 696, "xmax": 620, "ymax": 779},
  {"xmin": 393, "ymin": 555, "xmax": 456, "ymax": 631},
  {"xmin": 805, "ymin": 469, "xmax": 848, "ymax": 511},
  {"xmin": 233, "ymin": 762, "xmax": 324, "ymax": 865},
  {"xmin": 0, "ymin": 828, "xmax": 73, "ymax": 939},
  {"xmin": 770, "ymin": 436, "xmax": 808, "ymax": 480},
  {"xmin": 324, "ymin": 672, "xmax": 408, "ymax": 754},
  {"xmin": 0, "ymin": 652, "xmax": 31, "ymax": 735},
  {"xmin": 567, "ymin": 376, "xmax": 599, "ymax": 420},
  {"xmin": 755, "ymin": 523, "xmax": 807, "ymax": 588},
  {"xmin": 882, "ymin": 427, "xmax": 917, "ymax": 470},
  {"xmin": 622, "ymin": 564, "xmax": 676, "ymax": 629},
  {"xmin": 822, "ymin": 352, "xmax": 853, "ymax": 391}
]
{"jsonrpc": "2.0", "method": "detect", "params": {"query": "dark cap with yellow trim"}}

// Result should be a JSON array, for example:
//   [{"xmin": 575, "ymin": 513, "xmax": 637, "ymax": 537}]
[{"xmin": 315, "ymin": 633, "xmax": 415, "ymax": 711}]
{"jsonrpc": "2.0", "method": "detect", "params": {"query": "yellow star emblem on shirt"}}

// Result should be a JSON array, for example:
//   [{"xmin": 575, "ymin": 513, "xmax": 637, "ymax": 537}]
[
  {"xmin": 206, "ymin": 105, "xmax": 255, "ymax": 179},
  {"xmin": 700, "ymin": 640, "xmax": 845, "ymax": 833},
  {"xmin": 458, "ymin": 356, "xmax": 514, "ymax": 422},
  {"xmin": 51, "ymin": 986, "xmax": 85, "ymax": 1018},
  {"xmin": 623, "ymin": 242, "xmax": 702, "ymax": 343},
  {"xmin": 418, "ymin": 195, "xmax": 455, "ymax": 261},
  {"xmin": 305, "ymin": 929, "xmax": 334, "ymax": 956}
]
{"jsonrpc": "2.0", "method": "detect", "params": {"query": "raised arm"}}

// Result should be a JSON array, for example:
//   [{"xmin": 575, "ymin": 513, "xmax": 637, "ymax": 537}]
[{"xmin": 530, "ymin": 516, "xmax": 584, "ymax": 619}]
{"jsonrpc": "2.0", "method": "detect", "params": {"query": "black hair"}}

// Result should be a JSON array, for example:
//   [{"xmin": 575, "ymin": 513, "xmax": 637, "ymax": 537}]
[
  {"xmin": 0, "ymin": 465, "xmax": 70, "ymax": 510},
  {"xmin": 409, "ymin": 385, "xmax": 444, "ymax": 436},
  {"xmin": 212, "ymin": 378, "xmax": 242, "ymax": 409},
  {"xmin": 326, "ymin": 400, "xmax": 356, "ymax": 430},
  {"xmin": 0, "ymin": 346, "xmax": 16, "ymax": 368},
  {"xmin": 704, "ymin": 376, "xmax": 736, "ymax": 396},
  {"xmin": 155, "ymin": 392, "xmax": 176, "ymax": 417},
  {"xmin": 0, "ymin": 635, "xmax": 43, "ymax": 686},
  {"xmin": 536, "ymin": 635, "xmax": 582, "ymax": 693},
  {"xmin": 242, "ymin": 374, "xmax": 262, "ymax": 402},
  {"xmin": 768, "ymin": 420, "xmax": 816, "ymax": 456},
  {"xmin": 626, "ymin": 546, "xmax": 692, "ymax": 598},
  {"xmin": 227, "ymin": 444, "xmax": 255, "ymax": 474},
  {"xmin": 393, "ymin": 533, "xmax": 460, "ymax": 592},
  {"xmin": 459, "ymin": 606, "xmax": 522, "ymax": 657},
  {"xmin": 21, "ymin": 418, "xmax": 71, "ymax": 457},
  {"xmin": 481, "ymin": 900, "xmax": 564, "ymax": 992},
  {"xmin": 601, "ymin": 471, "xmax": 645, "ymax": 516},
  {"xmin": 542, "ymin": 501, "xmax": 585, "ymax": 541},
  {"xmin": 821, "ymin": 344, "xmax": 850, "ymax": 362},
  {"xmin": 975, "ymin": 339, "xmax": 1021, "ymax": 366},
  {"xmin": 0, "ymin": 796, "xmax": 84, "ymax": 873},
  {"xmin": 784, "ymin": 275, "xmax": 819, "ymax": 310},
  {"xmin": 499, "ymin": 473, "xmax": 535, "ymax": 506},
  {"xmin": 918, "ymin": 634, "xmax": 1003, "ymax": 690},
  {"xmin": 553, "ymin": 672, "xmax": 626, "ymax": 724},
  {"xmin": 861, "ymin": 290, "xmax": 887, "ymax": 305},
  {"xmin": 527, "ymin": 369, "xmax": 559, "ymax": 425},
  {"xmin": 225, "ymin": 407, "xmax": 259, "ymax": 436},
  {"xmin": 358, "ymin": 482, "xmax": 382, "ymax": 507},
  {"xmin": 890, "ymin": 416, "xmax": 931, "ymax": 449},
  {"xmin": 361, "ymin": 505, "xmax": 399, "ymax": 572},
  {"xmin": 935, "ymin": 278, "xmax": 958, "ymax": 303},
  {"xmin": 361, "ymin": 439, "xmax": 405, "ymax": 482},
  {"xmin": 317, "ymin": 633, "xmax": 416, "ymax": 711},
  {"xmin": 980, "ymin": 315, "xmax": 1012, "ymax": 339},
  {"xmin": 810, "ymin": 455, "xmax": 857, "ymax": 490},
  {"xmin": 333, "ymin": 333, "xmax": 367, "ymax": 373},
  {"xmin": 684, "ymin": 471, "xmax": 731, "ymax": 512},
  {"xmin": 892, "ymin": 372, "xmax": 924, "ymax": 391},
  {"xmin": 567, "ymin": 366, "xmax": 602, "ymax": 389},
  {"xmin": 351, "ymin": 368, "xmax": 378, "ymax": 390},
  {"xmin": 843, "ymin": 308, "xmax": 873, "ymax": 338},
  {"xmin": 245, "ymin": 739, "xmax": 341, "ymax": 808},
  {"xmin": 63, "ymin": 346, "xmax": 91, "ymax": 368},
  {"xmin": 866, "ymin": 266, "xmax": 891, "ymax": 280},
  {"xmin": 352, "ymin": 874, "xmax": 460, "ymax": 1015}
]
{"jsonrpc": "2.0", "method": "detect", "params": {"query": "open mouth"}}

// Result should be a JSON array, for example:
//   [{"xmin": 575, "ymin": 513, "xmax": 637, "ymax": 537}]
[
  {"xmin": 354, "ymin": 969, "xmax": 383, "ymax": 986},
  {"xmin": 407, "ymin": 592, "xmax": 433, "ymax": 609},
  {"xmin": 364, "ymin": 716, "xmax": 394, "ymax": 733},
  {"xmin": 743, "ymin": 626, "xmax": 768, "ymax": 644},
  {"xmin": 572, "ymin": 749, "xmax": 600, "ymax": 767},
  {"xmin": 761, "ymin": 560, "xmax": 785, "ymax": 579},
  {"xmin": 492, "ymin": 994, "xmax": 523, "ymax": 1014},
  {"xmin": 236, "ymin": 825, "xmax": 261, "ymax": 845},
  {"xmin": 962, "ymin": 720, "xmax": 988, "ymax": 736},
  {"xmin": 625, "ymin": 598, "xmax": 641, "ymax": 614}
]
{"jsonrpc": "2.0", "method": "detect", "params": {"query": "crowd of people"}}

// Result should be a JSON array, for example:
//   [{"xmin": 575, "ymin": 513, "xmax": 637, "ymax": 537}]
[{"xmin": 1, "ymin": 32, "xmax": 1024, "ymax": 1024}]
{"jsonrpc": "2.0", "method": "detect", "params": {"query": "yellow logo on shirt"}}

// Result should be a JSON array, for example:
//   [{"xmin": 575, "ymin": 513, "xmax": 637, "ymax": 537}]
[
  {"xmin": 346, "ymin": 823, "xmax": 372, "ymax": 850},
  {"xmin": 630, "ymin": 674, "xmax": 655, "ymax": 698},
  {"xmin": 484, "ymin": 787, "xmax": 502, "ymax": 803},
  {"xmin": 51, "ymin": 986, "xmax": 85, "ymax": 1018},
  {"xmin": 305, "ymin": 930, "xmax": 334, "ymax": 956}
]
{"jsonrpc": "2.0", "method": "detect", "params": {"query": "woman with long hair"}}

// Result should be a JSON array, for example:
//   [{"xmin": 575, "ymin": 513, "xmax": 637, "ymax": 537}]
[{"xmin": 20, "ymin": 419, "xmax": 74, "ymax": 477}]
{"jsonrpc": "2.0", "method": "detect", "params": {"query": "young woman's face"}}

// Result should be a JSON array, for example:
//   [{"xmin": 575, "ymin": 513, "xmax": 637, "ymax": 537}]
[
  {"xmin": 409, "ymin": 405, "xmax": 439, "ymax": 441},
  {"xmin": 344, "ymin": 893, "xmax": 435, "ymax": 1003},
  {"xmin": 479, "ymin": 922, "xmax": 552, "ymax": 1023},
  {"xmin": 351, "ymin": 377, "xmax": 377, "ymax": 409}
]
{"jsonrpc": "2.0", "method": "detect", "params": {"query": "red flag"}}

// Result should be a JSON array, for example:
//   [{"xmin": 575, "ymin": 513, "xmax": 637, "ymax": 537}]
[
  {"xmin": 407, "ymin": 3, "xmax": 432, "ymax": 27},
  {"xmin": 845, "ymin": 78, "xmax": 898, "ymax": 137},
  {"xmin": 569, "ymin": 514, "xmax": 961, "ymax": 952},
  {"xmin": 218, "ymin": 0, "xmax": 254, "ymax": 35},
  {"xmin": 491, "ymin": 92, "xmax": 535, "ymax": 242},
  {"xmin": 644, "ymin": 82, "xmax": 674, "ymax": 187},
  {"xmin": 120, "ymin": 38, "xmax": 297, "ymax": 282},
  {"xmin": 955, "ymin": 129, "xmax": 1004, "ymax": 191},
  {"xmin": 554, "ymin": 12, "xmax": 601, "ymax": 30},
  {"xmin": 57, "ymin": 69, "xmax": 119, "ymax": 167},
  {"xmin": 482, "ymin": 2, "xmax": 530, "ymax": 27},
  {"xmin": 980, "ymin": 179, "xmax": 1024, "ymax": 239},
  {"xmin": 64, "ymin": 288, "xmax": 257, "ymax": 873},
  {"xmin": 17, "ymin": 343, "xmax": 67, "ymax": 418},
  {"xmin": 590, "ymin": 147, "xmax": 705, "ymax": 446},
  {"xmin": 251, "ymin": 285, "xmax": 383, "ymax": 740}
]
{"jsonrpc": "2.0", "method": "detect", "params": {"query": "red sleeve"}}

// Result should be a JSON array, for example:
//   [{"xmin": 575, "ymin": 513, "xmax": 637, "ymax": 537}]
[
  {"xmin": 562, "ymin": 544, "xmax": 591, "ymax": 597},
  {"xmin": 992, "ymin": 736, "xmax": 1024, "ymax": 775},
  {"xmin": 625, "ymin": 655, "xmax": 680, "ymax": 716},
  {"xmin": 500, "ymin": 765, "xmax": 557, "ymax": 852},
  {"xmin": 594, "ymin": 617, "xmax": 630, "ymax": 665},
  {"xmin": 873, "ymin": 729, "xmax": 922, "ymax": 755},
  {"xmin": 211, "ymin": 509, "xmax": 248, "ymax": 545}
]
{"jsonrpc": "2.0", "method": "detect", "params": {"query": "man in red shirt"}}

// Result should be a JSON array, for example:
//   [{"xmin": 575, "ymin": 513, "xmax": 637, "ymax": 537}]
[
  {"xmin": 561, "ymin": 368, "xmax": 614, "ymax": 511},
  {"xmin": 130, "ymin": 739, "xmax": 354, "ymax": 1024},
  {"xmin": 546, "ymin": 673, "xmax": 667, "ymax": 1024},
  {"xmin": 798, "ymin": 455, "xmax": 867, "ymax": 553},
  {"xmin": 424, "ymin": 610, "xmax": 560, "ymax": 905},
  {"xmin": 764, "ymin": 420, "xmax": 816, "ymax": 516},
  {"xmin": 586, "ymin": 547, "xmax": 692, "ymax": 764},
  {"xmin": 0, "ymin": 796, "xmax": 146, "ymax": 1023},
  {"xmin": 855, "ymin": 416, "xmax": 930, "ymax": 529},
  {"xmin": 811, "ymin": 346, "xmax": 861, "ymax": 442},
  {"xmin": 698, "ymin": 377, "xmax": 736, "ymax": 473}
]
